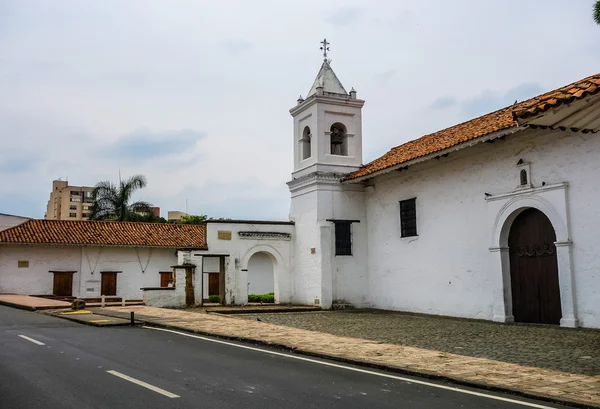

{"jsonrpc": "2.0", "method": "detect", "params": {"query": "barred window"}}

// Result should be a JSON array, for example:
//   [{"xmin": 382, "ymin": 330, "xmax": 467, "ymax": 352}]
[
  {"xmin": 334, "ymin": 221, "xmax": 352, "ymax": 256},
  {"xmin": 400, "ymin": 198, "xmax": 417, "ymax": 237}
]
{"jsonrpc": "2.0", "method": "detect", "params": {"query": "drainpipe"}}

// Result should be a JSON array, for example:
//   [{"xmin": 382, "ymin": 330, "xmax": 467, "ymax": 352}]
[{"xmin": 79, "ymin": 246, "xmax": 83, "ymax": 298}]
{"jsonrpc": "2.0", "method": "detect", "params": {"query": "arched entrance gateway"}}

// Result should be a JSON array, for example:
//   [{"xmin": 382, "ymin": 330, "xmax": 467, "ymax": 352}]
[
  {"xmin": 247, "ymin": 252, "xmax": 275, "ymax": 296},
  {"xmin": 241, "ymin": 245, "xmax": 286, "ymax": 304},
  {"xmin": 508, "ymin": 208, "xmax": 562, "ymax": 325}
]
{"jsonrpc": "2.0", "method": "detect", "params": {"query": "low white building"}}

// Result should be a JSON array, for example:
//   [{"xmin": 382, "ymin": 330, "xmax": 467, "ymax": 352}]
[
  {"xmin": 0, "ymin": 219, "xmax": 205, "ymax": 300},
  {"xmin": 0, "ymin": 213, "xmax": 29, "ymax": 232}
]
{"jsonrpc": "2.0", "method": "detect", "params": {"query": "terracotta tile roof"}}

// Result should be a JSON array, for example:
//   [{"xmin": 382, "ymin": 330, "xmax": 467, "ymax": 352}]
[
  {"xmin": 514, "ymin": 74, "xmax": 600, "ymax": 119},
  {"xmin": 0, "ymin": 219, "xmax": 207, "ymax": 248},
  {"xmin": 346, "ymin": 73, "xmax": 600, "ymax": 181}
]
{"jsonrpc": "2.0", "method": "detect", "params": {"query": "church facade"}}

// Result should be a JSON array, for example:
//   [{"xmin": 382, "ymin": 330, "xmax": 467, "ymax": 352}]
[{"xmin": 286, "ymin": 58, "xmax": 600, "ymax": 329}]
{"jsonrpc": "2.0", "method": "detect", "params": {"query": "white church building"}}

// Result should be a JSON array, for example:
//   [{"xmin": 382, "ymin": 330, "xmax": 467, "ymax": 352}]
[
  {"xmin": 2, "ymin": 54, "xmax": 599, "ymax": 329},
  {"xmin": 281, "ymin": 56, "xmax": 600, "ymax": 329}
]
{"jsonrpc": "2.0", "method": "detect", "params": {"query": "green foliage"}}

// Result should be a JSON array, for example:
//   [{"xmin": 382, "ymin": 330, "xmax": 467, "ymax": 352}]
[
  {"xmin": 89, "ymin": 174, "xmax": 159, "ymax": 222},
  {"xmin": 178, "ymin": 214, "xmax": 208, "ymax": 225},
  {"xmin": 208, "ymin": 295, "xmax": 220, "ymax": 303},
  {"xmin": 595, "ymin": 1, "xmax": 600, "ymax": 25},
  {"xmin": 248, "ymin": 293, "xmax": 275, "ymax": 303}
]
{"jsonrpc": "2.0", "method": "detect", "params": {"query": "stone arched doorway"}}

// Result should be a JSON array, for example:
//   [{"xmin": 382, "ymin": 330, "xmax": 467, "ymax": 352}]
[
  {"xmin": 508, "ymin": 208, "xmax": 562, "ymax": 325},
  {"xmin": 489, "ymin": 187, "xmax": 578, "ymax": 327},
  {"xmin": 247, "ymin": 252, "xmax": 274, "ymax": 297}
]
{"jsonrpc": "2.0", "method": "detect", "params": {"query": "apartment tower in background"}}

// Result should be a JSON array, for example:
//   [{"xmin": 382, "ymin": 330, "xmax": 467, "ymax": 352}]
[{"xmin": 45, "ymin": 180, "xmax": 94, "ymax": 220}]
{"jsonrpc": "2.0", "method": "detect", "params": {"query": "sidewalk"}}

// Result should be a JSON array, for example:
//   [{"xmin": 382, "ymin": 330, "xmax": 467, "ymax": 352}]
[
  {"xmin": 97, "ymin": 305, "xmax": 600, "ymax": 408},
  {"xmin": 0, "ymin": 294, "xmax": 71, "ymax": 310}
]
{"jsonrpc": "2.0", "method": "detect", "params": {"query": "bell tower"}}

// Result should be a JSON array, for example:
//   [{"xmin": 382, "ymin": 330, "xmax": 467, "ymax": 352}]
[
  {"xmin": 289, "ymin": 39, "xmax": 365, "ymax": 179},
  {"xmin": 287, "ymin": 40, "xmax": 368, "ymax": 310}
]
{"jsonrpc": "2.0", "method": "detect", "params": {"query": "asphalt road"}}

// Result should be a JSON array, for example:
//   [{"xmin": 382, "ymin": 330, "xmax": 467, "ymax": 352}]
[{"xmin": 0, "ymin": 305, "xmax": 571, "ymax": 409}]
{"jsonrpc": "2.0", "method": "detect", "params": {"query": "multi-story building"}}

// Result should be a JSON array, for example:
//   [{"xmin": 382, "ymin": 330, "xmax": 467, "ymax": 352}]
[
  {"xmin": 149, "ymin": 207, "xmax": 161, "ymax": 218},
  {"xmin": 167, "ymin": 211, "xmax": 187, "ymax": 223},
  {"xmin": 45, "ymin": 180, "xmax": 94, "ymax": 220}
]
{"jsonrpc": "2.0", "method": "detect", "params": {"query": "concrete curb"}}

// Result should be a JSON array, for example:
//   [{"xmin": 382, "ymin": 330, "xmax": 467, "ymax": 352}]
[
  {"xmin": 206, "ymin": 307, "xmax": 322, "ymax": 315},
  {"xmin": 0, "ymin": 300, "xmax": 36, "ymax": 311},
  {"xmin": 41, "ymin": 310, "xmax": 143, "ymax": 327},
  {"xmin": 128, "ymin": 319, "xmax": 595, "ymax": 409}
]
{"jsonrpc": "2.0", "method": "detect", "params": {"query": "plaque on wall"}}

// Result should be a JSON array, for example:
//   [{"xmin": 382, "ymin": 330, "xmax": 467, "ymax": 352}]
[{"xmin": 217, "ymin": 230, "xmax": 232, "ymax": 240}]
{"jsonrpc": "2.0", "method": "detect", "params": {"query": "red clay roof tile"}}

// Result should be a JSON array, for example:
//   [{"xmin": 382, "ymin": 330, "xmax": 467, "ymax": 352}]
[
  {"xmin": 345, "ymin": 72, "xmax": 600, "ymax": 181},
  {"xmin": 0, "ymin": 219, "xmax": 206, "ymax": 248}
]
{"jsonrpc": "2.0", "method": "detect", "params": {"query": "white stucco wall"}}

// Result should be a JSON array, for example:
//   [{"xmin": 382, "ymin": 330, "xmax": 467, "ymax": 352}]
[
  {"xmin": 0, "ymin": 214, "xmax": 29, "ymax": 232},
  {"xmin": 364, "ymin": 128, "xmax": 600, "ymax": 328},
  {"xmin": 289, "ymin": 176, "xmax": 369, "ymax": 309},
  {"xmin": 142, "ymin": 288, "xmax": 180, "ymax": 307},
  {"xmin": 247, "ymin": 252, "xmax": 274, "ymax": 295},
  {"xmin": 0, "ymin": 245, "xmax": 177, "ymax": 300},
  {"xmin": 143, "ymin": 268, "xmax": 187, "ymax": 308},
  {"xmin": 197, "ymin": 221, "xmax": 294, "ymax": 305}
]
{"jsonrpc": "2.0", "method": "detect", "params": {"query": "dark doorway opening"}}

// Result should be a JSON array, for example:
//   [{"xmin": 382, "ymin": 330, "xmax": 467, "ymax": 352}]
[{"xmin": 508, "ymin": 208, "xmax": 562, "ymax": 325}]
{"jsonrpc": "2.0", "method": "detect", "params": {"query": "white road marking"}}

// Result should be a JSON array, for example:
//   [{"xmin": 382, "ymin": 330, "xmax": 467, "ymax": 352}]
[
  {"xmin": 143, "ymin": 326, "xmax": 559, "ymax": 409},
  {"xmin": 18, "ymin": 335, "xmax": 45, "ymax": 346},
  {"xmin": 106, "ymin": 370, "xmax": 180, "ymax": 398}
]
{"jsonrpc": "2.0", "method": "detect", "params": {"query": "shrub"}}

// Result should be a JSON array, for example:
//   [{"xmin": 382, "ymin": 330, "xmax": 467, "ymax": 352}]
[
  {"xmin": 248, "ymin": 293, "xmax": 275, "ymax": 303},
  {"xmin": 208, "ymin": 295, "xmax": 220, "ymax": 303}
]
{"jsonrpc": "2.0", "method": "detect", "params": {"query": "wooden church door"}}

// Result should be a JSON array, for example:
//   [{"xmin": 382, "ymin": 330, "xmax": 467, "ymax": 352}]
[{"xmin": 508, "ymin": 208, "xmax": 562, "ymax": 325}]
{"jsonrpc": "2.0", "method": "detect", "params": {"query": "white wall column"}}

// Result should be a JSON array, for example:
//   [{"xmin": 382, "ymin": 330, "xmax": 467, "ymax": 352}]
[
  {"xmin": 490, "ymin": 246, "xmax": 514, "ymax": 323},
  {"xmin": 555, "ymin": 241, "xmax": 578, "ymax": 327}
]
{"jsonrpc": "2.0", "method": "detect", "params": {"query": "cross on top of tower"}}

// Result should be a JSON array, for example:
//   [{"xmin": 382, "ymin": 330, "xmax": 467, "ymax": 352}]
[{"xmin": 320, "ymin": 38, "xmax": 330, "ymax": 59}]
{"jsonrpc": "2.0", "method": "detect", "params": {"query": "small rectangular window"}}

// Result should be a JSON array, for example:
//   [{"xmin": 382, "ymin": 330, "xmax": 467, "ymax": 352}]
[
  {"xmin": 69, "ymin": 205, "xmax": 77, "ymax": 210},
  {"xmin": 69, "ymin": 212, "xmax": 77, "ymax": 217},
  {"xmin": 334, "ymin": 221, "xmax": 352, "ymax": 256},
  {"xmin": 70, "ymin": 191, "xmax": 80, "ymax": 195},
  {"xmin": 400, "ymin": 198, "xmax": 417, "ymax": 238}
]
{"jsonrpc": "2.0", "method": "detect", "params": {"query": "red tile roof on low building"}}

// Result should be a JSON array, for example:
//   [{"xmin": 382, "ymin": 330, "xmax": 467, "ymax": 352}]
[
  {"xmin": 345, "ymin": 73, "xmax": 600, "ymax": 181},
  {"xmin": 0, "ymin": 219, "xmax": 207, "ymax": 248}
]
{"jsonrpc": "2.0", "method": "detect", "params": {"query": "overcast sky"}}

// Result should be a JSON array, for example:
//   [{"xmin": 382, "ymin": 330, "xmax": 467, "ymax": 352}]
[{"xmin": 1, "ymin": 1, "xmax": 599, "ymax": 220}]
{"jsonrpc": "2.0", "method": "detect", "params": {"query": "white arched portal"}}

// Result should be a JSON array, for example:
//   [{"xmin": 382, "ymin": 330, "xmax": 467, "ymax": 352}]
[
  {"xmin": 241, "ymin": 245, "xmax": 285, "ymax": 304},
  {"xmin": 487, "ymin": 183, "xmax": 578, "ymax": 327},
  {"xmin": 247, "ymin": 252, "xmax": 274, "ymax": 295}
]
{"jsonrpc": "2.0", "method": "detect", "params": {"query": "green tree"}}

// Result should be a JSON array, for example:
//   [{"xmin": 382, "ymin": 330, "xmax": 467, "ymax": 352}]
[
  {"xmin": 178, "ymin": 214, "xmax": 208, "ymax": 225},
  {"xmin": 89, "ymin": 174, "xmax": 157, "ymax": 222},
  {"xmin": 595, "ymin": 1, "xmax": 600, "ymax": 25}
]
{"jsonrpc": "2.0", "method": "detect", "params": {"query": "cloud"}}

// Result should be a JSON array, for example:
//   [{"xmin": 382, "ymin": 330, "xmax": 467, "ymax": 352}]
[
  {"xmin": 102, "ymin": 129, "xmax": 206, "ymax": 161},
  {"xmin": 460, "ymin": 83, "xmax": 544, "ymax": 118},
  {"xmin": 429, "ymin": 96, "xmax": 457, "ymax": 110},
  {"xmin": 221, "ymin": 38, "xmax": 253, "ymax": 55},
  {"xmin": 326, "ymin": 7, "xmax": 363, "ymax": 26},
  {"xmin": 161, "ymin": 179, "xmax": 290, "ymax": 221},
  {"xmin": 374, "ymin": 69, "xmax": 396, "ymax": 83},
  {"xmin": 0, "ymin": 158, "xmax": 34, "ymax": 174}
]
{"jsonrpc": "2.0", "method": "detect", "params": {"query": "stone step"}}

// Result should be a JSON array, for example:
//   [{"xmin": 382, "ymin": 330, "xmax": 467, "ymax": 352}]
[{"xmin": 332, "ymin": 303, "xmax": 354, "ymax": 310}]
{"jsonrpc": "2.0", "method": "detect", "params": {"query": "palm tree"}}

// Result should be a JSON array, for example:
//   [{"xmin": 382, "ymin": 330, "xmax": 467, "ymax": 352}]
[
  {"xmin": 89, "ymin": 174, "xmax": 156, "ymax": 222},
  {"xmin": 595, "ymin": 1, "xmax": 600, "ymax": 25}
]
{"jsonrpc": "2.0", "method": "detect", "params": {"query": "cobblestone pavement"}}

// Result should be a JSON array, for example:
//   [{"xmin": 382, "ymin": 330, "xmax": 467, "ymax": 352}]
[{"xmin": 236, "ymin": 309, "xmax": 600, "ymax": 376}]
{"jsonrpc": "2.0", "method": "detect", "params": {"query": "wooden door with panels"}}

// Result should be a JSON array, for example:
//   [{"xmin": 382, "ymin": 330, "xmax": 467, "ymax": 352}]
[
  {"xmin": 52, "ymin": 272, "xmax": 74, "ymax": 297},
  {"xmin": 508, "ymin": 208, "xmax": 562, "ymax": 325},
  {"xmin": 101, "ymin": 272, "xmax": 118, "ymax": 296},
  {"xmin": 160, "ymin": 271, "xmax": 173, "ymax": 287}
]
